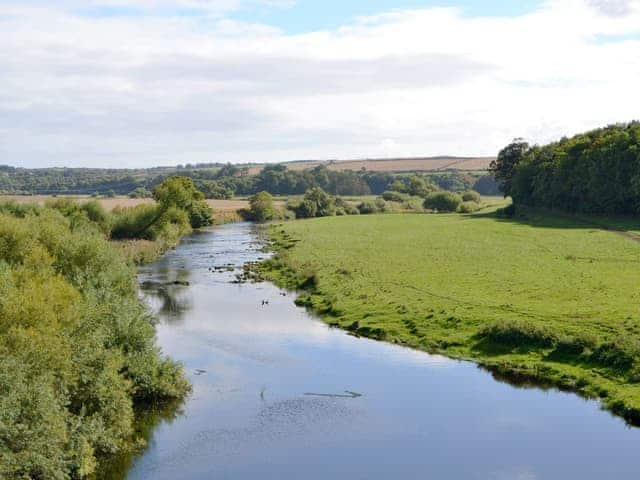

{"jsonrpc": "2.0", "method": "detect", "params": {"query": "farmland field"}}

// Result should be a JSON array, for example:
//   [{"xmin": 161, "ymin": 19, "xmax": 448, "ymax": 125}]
[
  {"xmin": 246, "ymin": 156, "xmax": 494, "ymax": 174},
  {"xmin": 261, "ymin": 207, "xmax": 640, "ymax": 422}
]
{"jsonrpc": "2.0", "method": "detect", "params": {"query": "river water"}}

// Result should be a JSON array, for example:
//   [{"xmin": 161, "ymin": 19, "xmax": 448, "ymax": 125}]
[{"xmin": 119, "ymin": 222, "xmax": 639, "ymax": 479}]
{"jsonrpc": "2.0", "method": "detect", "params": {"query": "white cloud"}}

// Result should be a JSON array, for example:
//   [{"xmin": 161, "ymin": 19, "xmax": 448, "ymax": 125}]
[{"xmin": 0, "ymin": 0, "xmax": 639, "ymax": 167}]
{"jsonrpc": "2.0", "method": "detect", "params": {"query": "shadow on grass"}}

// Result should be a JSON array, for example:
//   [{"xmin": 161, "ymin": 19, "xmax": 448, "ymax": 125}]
[{"xmin": 463, "ymin": 206, "xmax": 640, "ymax": 235}]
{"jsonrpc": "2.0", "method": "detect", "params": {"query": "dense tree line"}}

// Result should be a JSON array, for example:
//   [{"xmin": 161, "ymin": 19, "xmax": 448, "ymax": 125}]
[
  {"xmin": 1, "ymin": 163, "xmax": 497, "ymax": 198},
  {"xmin": 491, "ymin": 122, "xmax": 640, "ymax": 214}
]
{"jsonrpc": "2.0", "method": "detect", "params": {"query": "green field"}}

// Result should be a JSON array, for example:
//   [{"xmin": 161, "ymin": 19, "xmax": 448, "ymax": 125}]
[{"xmin": 261, "ymin": 207, "xmax": 640, "ymax": 422}]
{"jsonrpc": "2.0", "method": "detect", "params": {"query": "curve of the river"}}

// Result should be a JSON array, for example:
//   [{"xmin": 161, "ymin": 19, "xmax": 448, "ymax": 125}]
[{"xmin": 117, "ymin": 222, "xmax": 639, "ymax": 479}]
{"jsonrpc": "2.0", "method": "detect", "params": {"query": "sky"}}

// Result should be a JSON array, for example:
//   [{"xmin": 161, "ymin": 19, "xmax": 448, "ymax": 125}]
[{"xmin": 1, "ymin": 0, "xmax": 640, "ymax": 168}]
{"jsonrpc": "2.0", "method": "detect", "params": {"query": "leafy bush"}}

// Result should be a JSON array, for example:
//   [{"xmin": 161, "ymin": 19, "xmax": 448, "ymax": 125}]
[
  {"xmin": 81, "ymin": 200, "xmax": 111, "ymax": 234},
  {"xmin": 290, "ymin": 187, "xmax": 336, "ymax": 218},
  {"xmin": 153, "ymin": 176, "xmax": 213, "ymax": 228},
  {"xmin": 128, "ymin": 187, "xmax": 151, "ymax": 199},
  {"xmin": 458, "ymin": 201, "xmax": 480, "ymax": 213},
  {"xmin": 382, "ymin": 190, "xmax": 409, "ymax": 202},
  {"xmin": 423, "ymin": 191, "xmax": 462, "ymax": 213},
  {"xmin": 461, "ymin": 190, "xmax": 481, "ymax": 203},
  {"xmin": 111, "ymin": 204, "xmax": 161, "ymax": 240},
  {"xmin": 480, "ymin": 320, "xmax": 557, "ymax": 348},
  {"xmin": 358, "ymin": 200, "xmax": 378, "ymax": 214},
  {"xmin": 554, "ymin": 333, "xmax": 597, "ymax": 355},
  {"xmin": 591, "ymin": 338, "xmax": 640, "ymax": 370},
  {"xmin": 0, "ymin": 209, "xmax": 189, "ymax": 479},
  {"xmin": 335, "ymin": 196, "xmax": 359, "ymax": 215},
  {"xmin": 248, "ymin": 191, "xmax": 275, "ymax": 222}
]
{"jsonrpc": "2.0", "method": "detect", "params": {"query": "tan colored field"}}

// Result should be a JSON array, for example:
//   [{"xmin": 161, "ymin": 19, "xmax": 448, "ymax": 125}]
[
  {"xmin": 246, "ymin": 156, "xmax": 494, "ymax": 174},
  {"xmin": 0, "ymin": 195, "xmax": 252, "ymax": 212}
]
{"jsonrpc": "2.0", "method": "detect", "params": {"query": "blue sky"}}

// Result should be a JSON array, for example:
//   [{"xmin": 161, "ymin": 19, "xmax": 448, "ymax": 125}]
[
  {"xmin": 230, "ymin": 1, "xmax": 543, "ymax": 33},
  {"xmin": 80, "ymin": 1, "xmax": 544, "ymax": 32}
]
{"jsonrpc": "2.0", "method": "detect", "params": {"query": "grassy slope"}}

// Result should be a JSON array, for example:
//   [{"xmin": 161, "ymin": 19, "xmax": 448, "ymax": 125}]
[{"xmin": 261, "ymin": 208, "xmax": 640, "ymax": 423}]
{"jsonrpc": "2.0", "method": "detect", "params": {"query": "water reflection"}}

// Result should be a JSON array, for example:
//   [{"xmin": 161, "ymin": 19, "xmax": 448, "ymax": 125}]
[{"xmin": 102, "ymin": 222, "xmax": 640, "ymax": 480}]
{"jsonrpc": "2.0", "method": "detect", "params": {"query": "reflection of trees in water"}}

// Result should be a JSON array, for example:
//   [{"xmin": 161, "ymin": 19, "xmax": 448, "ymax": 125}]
[
  {"xmin": 139, "ymin": 269, "xmax": 193, "ymax": 322},
  {"xmin": 139, "ymin": 283, "xmax": 192, "ymax": 322},
  {"xmin": 92, "ymin": 399, "xmax": 185, "ymax": 480}
]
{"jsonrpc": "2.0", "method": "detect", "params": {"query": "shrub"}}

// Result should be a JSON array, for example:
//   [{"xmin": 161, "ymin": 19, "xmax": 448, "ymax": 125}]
[
  {"xmin": 358, "ymin": 200, "xmax": 378, "ymax": 214},
  {"xmin": 402, "ymin": 196, "xmax": 425, "ymax": 212},
  {"xmin": 153, "ymin": 176, "xmax": 213, "ymax": 228},
  {"xmin": 248, "ymin": 191, "xmax": 275, "ymax": 222},
  {"xmin": 423, "ymin": 191, "xmax": 462, "ymax": 213},
  {"xmin": 590, "ymin": 338, "xmax": 640, "ymax": 371},
  {"xmin": 458, "ymin": 201, "xmax": 480, "ymax": 214},
  {"xmin": 0, "ymin": 209, "xmax": 189, "ymax": 478},
  {"xmin": 111, "ymin": 204, "xmax": 161, "ymax": 240},
  {"xmin": 480, "ymin": 320, "xmax": 557, "ymax": 348},
  {"xmin": 335, "ymin": 197, "xmax": 359, "ymax": 215},
  {"xmin": 128, "ymin": 187, "xmax": 151, "ymax": 199},
  {"xmin": 461, "ymin": 190, "xmax": 481, "ymax": 203},
  {"xmin": 290, "ymin": 187, "xmax": 336, "ymax": 218},
  {"xmin": 375, "ymin": 197, "xmax": 389, "ymax": 212},
  {"xmin": 382, "ymin": 191, "xmax": 409, "ymax": 202},
  {"xmin": 81, "ymin": 200, "xmax": 111, "ymax": 234}
]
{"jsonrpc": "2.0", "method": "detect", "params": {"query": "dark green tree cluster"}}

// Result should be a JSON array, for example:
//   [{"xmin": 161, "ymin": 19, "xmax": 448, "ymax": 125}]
[
  {"xmin": 0, "ymin": 205, "xmax": 190, "ymax": 479},
  {"xmin": 491, "ymin": 122, "xmax": 640, "ymax": 214}
]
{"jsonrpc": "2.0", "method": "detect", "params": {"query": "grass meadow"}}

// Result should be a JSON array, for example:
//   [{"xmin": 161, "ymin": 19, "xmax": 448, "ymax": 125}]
[{"xmin": 261, "ymin": 206, "xmax": 640, "ymax": 423}]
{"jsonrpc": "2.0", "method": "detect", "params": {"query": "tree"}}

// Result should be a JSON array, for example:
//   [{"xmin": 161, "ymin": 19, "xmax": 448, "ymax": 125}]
[
  {"xmin": 249, "ymin": 191, "xmax": 275, "ymax": 222},
  {"xmin": 290, "ymin": 187, "xmax": 336, "ymax": 218},
  {"xmin": 406, "ymin": 175, "xmax": 436, "ymax": 197},
  {"xmin": 153, "ymin": 176, "xmax": 213, "ymax": 228},
  {"xmin": 490, "ymin": 139, "xmax": 529, "ymax": 197}
]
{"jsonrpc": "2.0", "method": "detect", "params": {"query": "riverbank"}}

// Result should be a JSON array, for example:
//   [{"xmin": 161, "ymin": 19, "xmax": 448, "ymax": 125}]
[{"xmin": 257, "ymin": 208, "xmax": 640, "ymax": 425}]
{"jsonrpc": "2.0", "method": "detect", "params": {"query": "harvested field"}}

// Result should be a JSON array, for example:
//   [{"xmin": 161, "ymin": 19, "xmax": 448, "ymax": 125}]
[{"xmin": 246, "ymin": 156, "xmax": 494, "ymax": 174}]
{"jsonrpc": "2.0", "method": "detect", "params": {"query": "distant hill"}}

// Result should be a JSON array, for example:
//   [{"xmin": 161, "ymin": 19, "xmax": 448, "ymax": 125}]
[{"xmin": 247, "ymin": 156, "xmax": 494, "ymax": 174}]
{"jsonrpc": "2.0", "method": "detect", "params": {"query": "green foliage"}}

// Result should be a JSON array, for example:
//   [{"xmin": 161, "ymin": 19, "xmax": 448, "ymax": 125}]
[
  {"xmin": 110, "ymin": 204, "xmax": 162, "ymax": 240},
  {"xmin": 461, "ymin": 190, "xmax": 481, "ymax": 203},
  {"xmin": 0, "ymin": 162, "xmax": 488, "ymax": 198},
  {"xmin": 406, "ymin": 175, "xmax": 437, "ymax": 197},
  {"xmin": 480, "ymin": 320, "xmax": 557, "ymax": 348},
  {"xmin": 358, "ymin": 199, "xmax": 384, "ymax": 214},
  {"xmin": 153, "ymin": 176, "xmax": 213, "ymax": 228},
  {"xmin": 81, "ymin": 200, "xmax": 111, "ymax": 234},
  {"xmin": 248, "ymin": 191, "xmax": 276, "ymax": 223},
  {"xmin": 0, "ymin": 206, "xmax": 189, "ymax": 478},
  {"xmin": 473, "ymin": 174, "xmax": 501, "ymax": 196},
  {"xmin": 382, "ymin": 190, "xmax": 409, "ymax": 202},
  {"xmin": 490, "ymin": 139, "xmax": 529, "ymax": 197},
  {"xmin": 334, "ymin": 197, "xmax": 359, "ymax": 215},
  {"xmin": 458, "ymin": 201, "xmax": 480, "ymax": 213},
  {"xmin": 128, "ymin": 187, "xmax": 151, "ymax": 199},
  {"xmin": 423, "ymin": 191, "xmax": 462, "ymax": 212},
  {"xmin": 290, "ymin": 187, "xmax": 336, "ymax": 218},
  {"xmin": 494, "ymin": 122, "xmax": 640, "ymax": 214}
]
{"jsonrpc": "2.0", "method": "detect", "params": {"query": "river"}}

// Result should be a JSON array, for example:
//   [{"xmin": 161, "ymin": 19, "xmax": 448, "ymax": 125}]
[{"xmin": 112, "ymin": 222, "xmax": 639, "ymax": 479}]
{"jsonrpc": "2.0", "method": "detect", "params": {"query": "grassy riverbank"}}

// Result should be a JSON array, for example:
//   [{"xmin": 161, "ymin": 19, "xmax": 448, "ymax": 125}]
[{"xmin": 259, "ymin": 207, "xmax": 640, "ymax": 423}]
